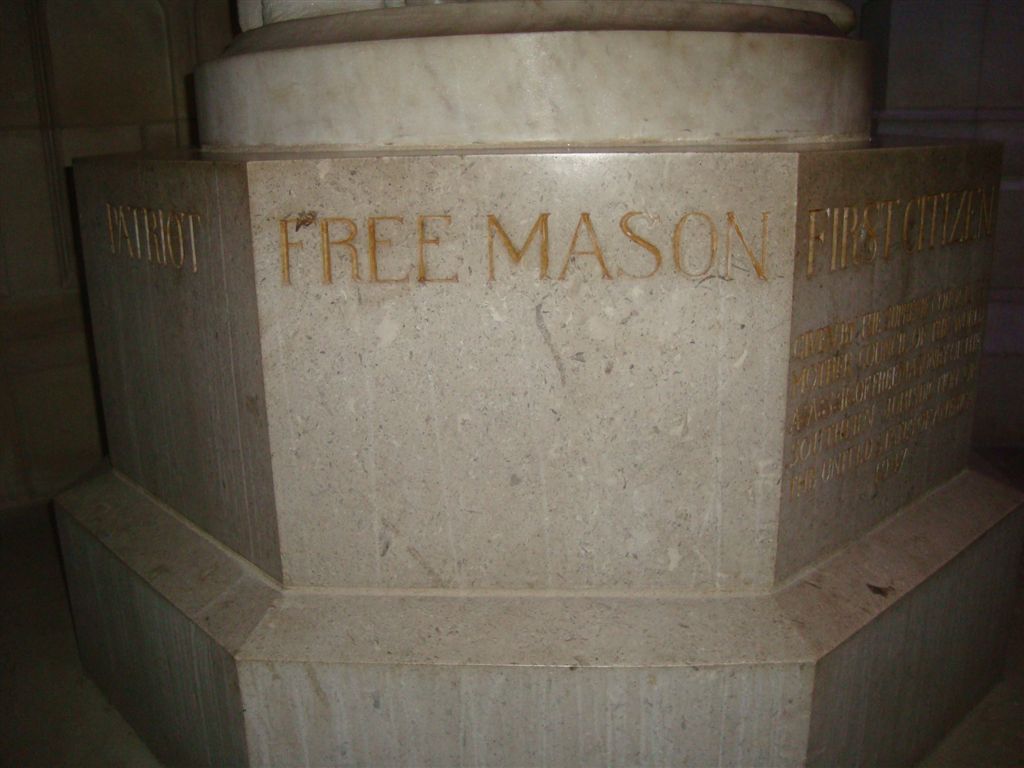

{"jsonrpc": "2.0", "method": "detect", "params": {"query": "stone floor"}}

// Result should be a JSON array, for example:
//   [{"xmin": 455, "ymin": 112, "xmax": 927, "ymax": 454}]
[{"xmin": 1, "ymin": 453, "xmax": 1021, "ymax": 768}]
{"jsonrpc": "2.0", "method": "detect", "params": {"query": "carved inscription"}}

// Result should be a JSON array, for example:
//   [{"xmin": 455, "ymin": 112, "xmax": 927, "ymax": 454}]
[
  {"xmin": 786, "ymin": 284, "xmax": 987, "ymax": 500},
  {"xmin": 803, "ymin": 186, "xmax": 997, "ymax": 278},
  {"xmin": 105, "ymin": 203, "xmax": 202, "ymax": 272},
  {"xmin": 277, "ymin": 210, "xmax": 771, "ymax": 285}
]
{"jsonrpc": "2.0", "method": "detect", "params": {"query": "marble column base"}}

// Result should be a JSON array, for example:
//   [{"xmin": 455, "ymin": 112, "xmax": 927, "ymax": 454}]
[
  {"xmin": 65, "ymin": 142, "xmax": 1016, "ymax": 765},
  {"xmin": 56, "ymin": 468, "xmax": 1022, "ymax": 767}
]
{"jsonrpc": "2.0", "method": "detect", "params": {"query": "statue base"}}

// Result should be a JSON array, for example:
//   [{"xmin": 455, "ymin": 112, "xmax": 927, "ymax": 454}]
[{"xmin": 57, "ymin": 467, "xmax": 1021, "ymax": 766}]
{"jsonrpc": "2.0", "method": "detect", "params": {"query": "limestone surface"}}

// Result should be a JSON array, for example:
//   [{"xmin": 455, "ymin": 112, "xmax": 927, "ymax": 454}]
[{"xmin": 74, "ymin": 143, "xmax": 1002, "ymax": 593}]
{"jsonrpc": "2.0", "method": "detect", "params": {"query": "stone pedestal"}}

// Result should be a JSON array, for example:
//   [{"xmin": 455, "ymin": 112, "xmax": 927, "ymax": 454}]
[{"xmin": 57, "ymin": 2, "xmax": 1023, "ymax": 766}]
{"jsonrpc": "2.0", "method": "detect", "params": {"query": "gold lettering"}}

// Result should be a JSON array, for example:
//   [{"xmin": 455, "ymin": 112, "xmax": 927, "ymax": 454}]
[
  {"xmin": 959, "ymin": 189, "xmax": 976, "ymax": 243},
  {"xmin": 417, "ymin": 214, "xmax": 456, "ymax": 283},
  {"xmin": 726, "ymin": 211, "xmax": 769, "ymax": 280},
  {"xmin": 946, "ymin": 190, "xmax": 969, "ymax": 245},
  {"xmin": 116, "ymin": 207, "xmax": 135, "ymax": 258},
  {"xmin": 856, "ymin": 203, "xmax": 878, "ymax": 264},
  {"xmin": 130, "ymin": 207, "xmax": 144, "ymax": 259},
  {"xmin": 487, "ymin": 213, "xmax": 550, "ymax": 281},
  {"xmin": 146, "ymin": 209, "xmax": 163, "ymax": 262},
  {"xmin": 155, "ymin": 210, "xmax": 168, "ymax": 264},
  {"xmin": 831, "ymin": 206, "xmax": 841, "ymax": 267},
  {"xmin": 977, "ymin": 185, "xmax": 996, "ymax": 238},
  {"xmin": 940, "ymin": 191, "xmax": 953, "ymax": 245},
  {"xmin": 367, "ymin": 216, "xmax": 410, "ymax": 283},
  {"xmin": 926, "ymin": 194, "xmax": 941, "ymax": 249},
  {"xmin": 559, "ymin": 213, "xmax": 611, "ymax": 280},
  {"xmin": 319, "ymin": 218, "xmax": 360, "ymax": 284},
  {"xmin": 279, "ymin": 219, "xmax": 304, "ymax": 285},
  {"xmin": 673, "ymin": 212, "xmax": 717, "ymax": 278},
  {"xmin": 618, "ymin": 212, "xmax": 662, "ymax": 279},
  {"xmin": 917, "ymin": 195, "xmax": 933, "ymax": 252},
  {"xmin": 185, "ymin": 213, "xmax": 200, "ymax": 273},
  {"xmin": 806, "ymin": 208, "xmax": 827, "ymax": 277},
  {"xmin": 881, "ymin": 198, "xmax": 899, "ymax": 260},
  {"xmin": 165, "ymin": 212, "xmax": 186, "ymax": 269},
  {"xmin": 106, "ymin": 204, "xmax": 117, "ymax": 254},
  {"xmin": 103, "ymin": 203, "xmax": 201, "ymax": 273},
  {"xmin": 789, "ymin": 466, "xmax": 816, "ymax": 499},
  {"xmin": 837, "ymin": 206, "xmax": 858, "ymax": 270},
  {"xmin": 786, "ymin": 281, "xmax": 989, "ymax": 498}
]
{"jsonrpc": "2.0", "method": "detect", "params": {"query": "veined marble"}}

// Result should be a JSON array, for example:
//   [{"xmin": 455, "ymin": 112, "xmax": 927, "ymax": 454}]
[{"xmin": 200, "ymin": 2, "xmax": 869, "ymax": 151}]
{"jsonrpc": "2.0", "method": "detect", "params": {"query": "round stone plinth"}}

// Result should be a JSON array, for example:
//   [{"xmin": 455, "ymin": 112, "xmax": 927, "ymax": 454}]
[
  {"xmin": 197, "ymin": 1, "xmax": 869, "ymax": 151},
  {"xmin": 197, "ymin": 30, "xmax": 869, "ymax": 150}
]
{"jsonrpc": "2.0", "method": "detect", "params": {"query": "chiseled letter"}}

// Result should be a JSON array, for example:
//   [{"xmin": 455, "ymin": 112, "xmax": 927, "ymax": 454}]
[
  {"xmin": 726, "ymin": 211, "xmax": 769, "ymax": 280},
  {"xmin": 487, "ymin": 213, "xmax": 549, "ymax": 281},
  {"xmin": 165, "ymin": 212, "xmax": 186, "ymax": 268},
  {"xmin": 105, "ymin": 204, "xmax": 117, "ymax": 254},
  {"xmin": 320, "ymin": 217, "xmax": 360, "ymax": 283},
  {"xmin": 116, "ymin": 207, "xmax": 135, "ymax": 259},
  {"xmin": 943, "ymin": 191, "xmax": 970, "ymax": 246},
  {"xmin": 618, "ymin": 212, "xmax": 662, "ymax": 278},
  {"xmin": 278, "ymin": 219, "xmax": 304, "ymax": 285},
  {"xmin": 129, "ymin": 207, "xmax": 144, "ymax": 259},
  {"xmin": 417, "ymin": 214, "xmax": 457, "ymax": 283},
  {"xmin": 146, "ymin": 208, "xmax": 165, "ymax": 263},
  {"xmin": 558, "ymin": 213, "xmax": 611, "ymax": 280},
  {"xmin": 368, "ymin": 216, "xmax": 410, "ymax": 283},
  {"xmin": 855, "ymin": 203, "xmax": 878, "ymax": 264},
  {"xmin": 673, "ymin": 211, "xmax": 717, "ymax": 278},
  {"xmin": 805, "ymin": 208, "xmax": 827, "ymax": 277},
  {"xmin": 881, "ymin": 198, "xmax": 900, "ymax": 259},
  {"xmin": 836, "ymin": 206, "xmax": 858, "ymax": 270},
  {"xmin": 959, "ymin": 189, "xmax": 976, "ymax": 243},
  {"xmin": 184, "ymin": 212, "xmax": 201, "ymax": 273},
  {"xmin": 976, "ymin": 185, "xmax": 996, "ymax": 239}
]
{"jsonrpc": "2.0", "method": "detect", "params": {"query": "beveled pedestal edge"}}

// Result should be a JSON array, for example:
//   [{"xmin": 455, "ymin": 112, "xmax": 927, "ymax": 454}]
[{"xmin": 55, "ymin": 467, "xmax": 1023, "ymax": 765}]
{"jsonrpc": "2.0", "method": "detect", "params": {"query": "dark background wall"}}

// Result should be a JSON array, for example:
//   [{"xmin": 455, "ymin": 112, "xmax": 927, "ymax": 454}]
[
  {"xmin": 0, "ymin": 0, "xmax": 233, "ymax": 507},
  {"xmin": 861, "ymin": 0, "xmax": 1024, "ymax": 448}
]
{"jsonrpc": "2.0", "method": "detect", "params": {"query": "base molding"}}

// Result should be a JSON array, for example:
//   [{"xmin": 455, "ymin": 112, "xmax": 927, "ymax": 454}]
[{"xmin": 56, "ymin": 469, "xmax": 1023, "ymax": 767}]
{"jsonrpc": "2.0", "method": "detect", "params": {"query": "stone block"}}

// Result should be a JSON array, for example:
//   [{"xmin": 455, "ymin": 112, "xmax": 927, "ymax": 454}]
[
  {"xmin": 56, "ymin": 466, "xmax": 1023, "ymax": 767},
  {"xmin": 56, "ymin": 477, "xmax": 261, "ymax": 767},
  {"xmin": 777, "ymin": 143, "xmax": 1001, "ymax": 579},
  {"xmin": 243, "ymin": 150, "xmax": 797, "ymax": 591},
  {"xmin": 55, "ymin": 6, "xmax": 1024, "ymax": 761},
  {"xmin": 196, "ymin": 29, "xmax": 869, "ymax": 150},
  {"xmin": 58, "ymin": 137, "xmax": 1024, "ymax": 763},
  {"xmin": 72, "ymin": 156, "xmax": 281, "ymax": 579},
  {"xmin": 73, "ymin": 143, "xmax": 1004, "ymax": 592}
]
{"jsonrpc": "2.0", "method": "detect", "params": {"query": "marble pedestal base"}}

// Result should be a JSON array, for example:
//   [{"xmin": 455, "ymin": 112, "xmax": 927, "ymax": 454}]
[
  {"xmin": 61, "ymin": 142, "xmax": 1020, "ymax": 765},
  {"xmin": 57, "ymin": 468, "xmax": 1022, "ymax": 767}
]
